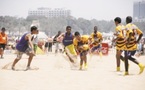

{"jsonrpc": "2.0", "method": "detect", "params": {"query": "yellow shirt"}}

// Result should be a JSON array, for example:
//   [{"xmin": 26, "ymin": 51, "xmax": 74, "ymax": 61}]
[
  {"xmin": 73, "ymin": 35, "xmax": 89, "ymax": 51},
  {"xmin": 115, "ymin": 24, "xmax": 126, "ymax": 50},
  {"xmin": 125, "ymin": 23, "xmax": 143, "ymax": 50},
  {"xmin": 90, "ymin": 31, "xmax": 102, "ymax": 46}
]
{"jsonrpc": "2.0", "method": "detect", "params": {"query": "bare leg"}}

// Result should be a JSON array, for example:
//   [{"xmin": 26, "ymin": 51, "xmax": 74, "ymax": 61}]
[
  {"xmin": 83, "ymin": 53, "xmax": 88, "ymax": 69},
  {"xmin": 128, "ymin": 56, "xmax": 139, "ymax": 64},
  {"xmin": 80, "ymin": 51, "xmax": 87, "ymax": 70},
  {"xmin": 83, "ymin": 52, "xmax": 87, "ymax": 65},
  {"xmin": 0, "ymin": 48, "xmax": 4, "ymax": 58},
  {"xmin": 116, "ymin": 50, "xmax": 122, "ymax": 67},
  {"xmin": 12, "ymin": 58, "xmax": 20, "ymax": 70},
  {"xmin": 25, "ymin": 54, "xmax": 34, "ymax": 70},
  {"xmin": 66, "ymin": 52, "xmax": 74, "ymax": 63},
  {"xmin": 80, "ymin": 56, "xmax": 83, "ymax": 70},
  {"xmin": 124, "ymin": 51, "xmax": 129, "ymax": 75}
]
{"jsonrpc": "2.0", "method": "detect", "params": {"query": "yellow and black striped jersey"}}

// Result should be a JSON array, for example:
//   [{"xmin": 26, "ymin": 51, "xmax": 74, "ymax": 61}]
[
  {"xmin": 90, "ymin": 31, "xmax": 103, "ymax": 46},
  {"xmin": 115, "ymin": 24, "xmax": 126, "ymax": 50},
  {"xmin": 125, "ymin": 23, "xmax": 143, "ymax": 50},
  {"xmin": 73, "ymin": 35, "xmax": 89, "ymax": 50}
]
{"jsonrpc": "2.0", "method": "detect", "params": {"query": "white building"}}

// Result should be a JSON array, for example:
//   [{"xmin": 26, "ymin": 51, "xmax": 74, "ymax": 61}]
[
  {"xmin": 28, "ymin": 7, "xmax": 71, "ymax": 17},
  {"xmin": 133, "ymin": 1, "xmax": 145, "ymax": 21}
]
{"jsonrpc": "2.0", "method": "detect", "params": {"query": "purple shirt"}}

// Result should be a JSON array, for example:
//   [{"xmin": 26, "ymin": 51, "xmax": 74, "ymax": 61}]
[
  {"xmin": 62, "ymin": 33, "xmax": 73, "ymax": 46},
  {"xmin": 16, "ymin": 33, "xmax": 29, "ymax": 52}
]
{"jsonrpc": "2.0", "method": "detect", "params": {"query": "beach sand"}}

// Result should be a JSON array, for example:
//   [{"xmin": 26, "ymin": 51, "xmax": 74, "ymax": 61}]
[{"xmin": 0, "ymin": 49, "xmax": 145, "ymax": 90}]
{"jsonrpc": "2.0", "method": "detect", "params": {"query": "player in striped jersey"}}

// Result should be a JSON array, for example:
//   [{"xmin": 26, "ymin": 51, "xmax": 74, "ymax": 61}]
[
  {"xmin": 73, "ymin": 32, "xmax": 89, "ymax": 70},
  {"xmin": 90, "ymin": 26, "xmax": 103, "ymax": 57},
  {"xmin": 124, "ymin": 16, "xmax": 145, "ymax": 75},
  {"xmin": 113, "ymin": 17, "xmax": 126, "ymax": 71}
]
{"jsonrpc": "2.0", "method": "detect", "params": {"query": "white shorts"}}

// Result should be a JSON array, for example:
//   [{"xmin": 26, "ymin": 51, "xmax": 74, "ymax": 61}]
[{"xmin": 55, "ymin": 43, "xmax": 63, "ymax": 50}]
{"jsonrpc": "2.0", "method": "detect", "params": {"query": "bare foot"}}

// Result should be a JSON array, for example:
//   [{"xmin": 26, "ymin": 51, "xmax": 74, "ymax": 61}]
[
  {"xmin": 11, "ymin": 67, "xmax": 15, "ymax": 71},
  {"xmin": 24, "ymin": 66, "xmax": 31, "ymax": 71}
]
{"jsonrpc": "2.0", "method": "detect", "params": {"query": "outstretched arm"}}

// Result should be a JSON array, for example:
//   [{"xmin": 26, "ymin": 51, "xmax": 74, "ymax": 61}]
[
  {"xmin": 137, "ymin": 34, "xmax": 143, "ymax": 43},
  {"xmin": 27, "ymin": 34, "xmax": 34, "ymax": 52}
]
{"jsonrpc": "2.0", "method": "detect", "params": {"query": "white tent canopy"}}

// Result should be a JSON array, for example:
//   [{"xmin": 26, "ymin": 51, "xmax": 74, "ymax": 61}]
[{"xmin": 37, "ymin": 31, "xmax": 48, "ymax": 39}]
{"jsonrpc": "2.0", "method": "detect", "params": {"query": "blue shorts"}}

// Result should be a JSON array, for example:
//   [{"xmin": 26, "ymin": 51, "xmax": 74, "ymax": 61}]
[
  {"xmin": 91, "ymin": 44, "xmax": 101, "ymax": 52},
  {"xmin": 124, "ymin": 50, "xmax": 136, "ymax": 57}
]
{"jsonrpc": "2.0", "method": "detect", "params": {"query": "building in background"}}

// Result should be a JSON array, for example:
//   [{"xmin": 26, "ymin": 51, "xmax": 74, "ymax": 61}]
[
  {"xmin": 28, "ymin": 7, "xmax": 71, "ymax": 18},
  {"xmin": 133, "ymin": 1, "xmax": 145, "ymax": 21}
]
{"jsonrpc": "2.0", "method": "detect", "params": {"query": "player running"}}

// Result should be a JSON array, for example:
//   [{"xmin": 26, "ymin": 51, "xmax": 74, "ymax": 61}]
[
  {"xmin": 59, "ymin": 26, "xmax": 78, "ymax": 66},
  {"xmin": 124, "ymin": 16, "xmax": 145, "ymax": 75},
  {"xmin": 113, "ymin": 17, "xmax": 126, "ymax": 71},
  {"xmin": 73, "ymin": 31, "xmax": 89, "ymax": 70},
  {"xmin": 89, "ymin": 26, "xmax": 103, "ymax": 57}
]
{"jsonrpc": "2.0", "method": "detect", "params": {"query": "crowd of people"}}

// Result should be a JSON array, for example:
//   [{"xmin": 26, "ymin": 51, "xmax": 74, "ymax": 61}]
[{"xmin": 0, "ymin": 16, "xmax": 145, "ymax": 75}]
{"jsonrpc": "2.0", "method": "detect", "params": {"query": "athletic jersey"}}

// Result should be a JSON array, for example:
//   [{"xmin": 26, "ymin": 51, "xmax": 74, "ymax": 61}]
[
  {"xmin": 90, "ymin": 31, "xmax": 103, "ymax": 46},
  {"xmin": 125, "ymin": 23, "xmax": 143, "ymax": 50},
  {"xmin": 73, "ymin": 35, "xmax": 89, "ymax": 50},
  {"xmin": 32, "ymin": 34, "xmax": 38, "ymax": 45},
  {"xmin": 115, "ymin": 24, "xmax": 126, "ymax": 50},
  {"xmin": 16, "ymin": 33, "xmax": 29, "ymax": 52},
  {"xmin": 62, "ymin": 33, "xmax": 73, "ymax": 46},
  {"xmin": 0, "ymin": 32, "xmax": 7, "ymax": 44}
]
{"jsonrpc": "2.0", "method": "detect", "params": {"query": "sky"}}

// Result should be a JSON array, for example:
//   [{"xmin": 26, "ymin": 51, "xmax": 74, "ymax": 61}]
[{"xmin": 0, "ymin": 0, "xmax": 141, "ymax": 20}]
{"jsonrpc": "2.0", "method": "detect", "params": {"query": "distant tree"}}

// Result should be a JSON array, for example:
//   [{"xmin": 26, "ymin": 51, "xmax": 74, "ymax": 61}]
[{"xmin": 0, "ymin": 15, "xmax": 144, "ymax": 36}]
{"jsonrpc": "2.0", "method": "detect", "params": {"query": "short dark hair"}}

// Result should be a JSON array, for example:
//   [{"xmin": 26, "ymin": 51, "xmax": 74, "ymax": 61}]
[
  {"xmin": 126, "ymin": 16, "xmax": 132, "ymax": 24},
  {"xmin": 94, "ymin": 26, "xmax": 98, "ymax": 29},
  {"xmin": 74, "ymin": 31, "xmax": 80, "ymax": 36},
  {"xmin": 114, "ymin": 17, "xmax": 121, "ymax": 23},
  {"xmin": 31, "ymin": 26, "xmax": 37, "ymax": 32},
  {"xmin": 58, "ymin": 31, "xmax": 61, "ymax": 33},
  {"xmin": 1, "ymin": 27, "xmax": 6, "ymax": 31},
  {"xmin": 66, "ymin": 26, "xmax": 71, "ymax": 30}
]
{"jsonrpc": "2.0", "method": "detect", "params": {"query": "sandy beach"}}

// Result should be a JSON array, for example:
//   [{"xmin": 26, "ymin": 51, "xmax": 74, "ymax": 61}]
[{"xmin": 0, "ymin": 49, "xmax": 145, "ymax": 90}]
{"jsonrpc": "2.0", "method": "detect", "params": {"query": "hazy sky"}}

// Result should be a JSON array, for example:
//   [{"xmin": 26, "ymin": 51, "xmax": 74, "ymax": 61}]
[{"xmin": 0, "ymin": 0, "xmax": 140, "ymax": 20}]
